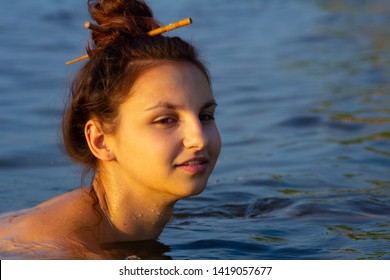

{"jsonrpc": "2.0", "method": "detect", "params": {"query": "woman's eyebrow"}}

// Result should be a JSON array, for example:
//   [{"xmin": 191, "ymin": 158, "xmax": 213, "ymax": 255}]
[
  {"xmin": 202, "ymin": 100, "xmax": 218, "ymax": 110},
  {"xmin": 146, "ymin": 99, "xmax": 218, "ymax": 111},
  {"xmin": 145, "ymin": 102, "xmax": 183, "ymax": 111}
]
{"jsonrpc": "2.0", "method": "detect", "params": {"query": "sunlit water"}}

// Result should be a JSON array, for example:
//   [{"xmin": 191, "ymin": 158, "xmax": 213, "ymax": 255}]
[{"xmin": 0, "ymin": 0, "xmax": 389, "ymax": 259}]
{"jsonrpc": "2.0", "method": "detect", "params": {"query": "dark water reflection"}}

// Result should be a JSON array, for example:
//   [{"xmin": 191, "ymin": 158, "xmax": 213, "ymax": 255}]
[{"xmin": 0, "ymin": 0, "xmax": 389, "ymax": 259}]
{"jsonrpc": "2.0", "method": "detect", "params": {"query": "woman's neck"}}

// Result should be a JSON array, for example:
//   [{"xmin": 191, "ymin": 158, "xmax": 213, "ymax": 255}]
[{"xmin": 91, "ymin": 174, "xmax": 176, "ymax": 244}]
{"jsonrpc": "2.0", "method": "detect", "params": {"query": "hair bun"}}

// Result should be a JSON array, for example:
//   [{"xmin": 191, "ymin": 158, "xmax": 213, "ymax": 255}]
[{"xmin": 87, "ymin": 0, "xmax": 160, "ymax": 48}]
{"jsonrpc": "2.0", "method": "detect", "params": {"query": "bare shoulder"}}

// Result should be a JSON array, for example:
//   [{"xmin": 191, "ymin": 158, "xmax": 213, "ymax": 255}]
[
  {"xmin": 0, "ymin": 188, "xmax": 85, "ymax": 236},
  {"xmin": 0, "ymin": 187, "xmax": 102, "ymax": 259}
]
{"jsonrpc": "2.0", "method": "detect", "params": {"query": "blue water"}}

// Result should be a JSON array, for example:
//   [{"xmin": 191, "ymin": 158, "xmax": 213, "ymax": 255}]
[{"xmin": 1, "ymin": 0, "xmax": 389, "ymax": 259}]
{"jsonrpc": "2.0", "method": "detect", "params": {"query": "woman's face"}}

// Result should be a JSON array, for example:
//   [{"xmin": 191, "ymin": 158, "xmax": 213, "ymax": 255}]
[{"xmin": 106, "ymin": 61, "xmax": 221, "ymax": 201}]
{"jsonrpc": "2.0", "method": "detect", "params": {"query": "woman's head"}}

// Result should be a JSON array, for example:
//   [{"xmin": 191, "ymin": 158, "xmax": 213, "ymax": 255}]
[
  {"xmin": 62, "ymin": 0, "xmax": 213, "ymax": 175},
  {"xmin": 89, "ymin": 61, "xmax": 221, "ymax": 199}
]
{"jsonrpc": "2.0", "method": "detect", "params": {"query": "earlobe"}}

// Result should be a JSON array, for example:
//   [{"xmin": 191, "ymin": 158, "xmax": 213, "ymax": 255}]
[{"xmin": 85, "ymin": 120, "xmax": 115, "ymax": 161}]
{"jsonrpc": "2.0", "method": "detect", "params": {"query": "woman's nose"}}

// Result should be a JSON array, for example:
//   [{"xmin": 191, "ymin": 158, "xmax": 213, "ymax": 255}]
[{"xmin": 182, "ymin": 118, "xmax": 208, "ymax": 150}]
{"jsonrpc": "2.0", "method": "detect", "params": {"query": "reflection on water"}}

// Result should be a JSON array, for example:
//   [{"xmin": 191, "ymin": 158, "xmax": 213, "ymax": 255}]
[
  {"xmin": 0, "ymin": 0, "xmax": 389, "ymax": 259},
  {"xmin": 102, "ymin": 240, "xmax": 172, "ymax": 260}
]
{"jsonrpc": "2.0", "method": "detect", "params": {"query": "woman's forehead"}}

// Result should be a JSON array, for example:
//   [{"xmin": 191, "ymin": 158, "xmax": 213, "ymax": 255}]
[{"xmin": 125, "ymin": 62, "xmax": 213, "ymax": 108}]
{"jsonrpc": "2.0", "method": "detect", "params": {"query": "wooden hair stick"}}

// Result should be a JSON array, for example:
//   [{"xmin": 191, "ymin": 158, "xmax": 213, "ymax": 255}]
[
  {"xmin": 147, "ymin": 17, "xmax": 192, "ymax": 36},
  {"xmin": 84, "ymin": 21, "xmax": 110, "ymax": 34},
  {"xmin": 65, "ymin": 54, "xmax": 90, "ymax": 65},
  {"xmin": 66, "ymin": 17, "xmax": 193, "ymax": 65}
]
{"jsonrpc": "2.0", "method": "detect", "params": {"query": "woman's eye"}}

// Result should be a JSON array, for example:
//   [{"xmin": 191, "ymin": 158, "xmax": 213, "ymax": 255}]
[
  {"xmin": 153, "ymin": 117, "xmax": 177, "ymax": 126},
  {"xmin": 199, "ymin": 113, "xmax": 215, "ymax": 122}
]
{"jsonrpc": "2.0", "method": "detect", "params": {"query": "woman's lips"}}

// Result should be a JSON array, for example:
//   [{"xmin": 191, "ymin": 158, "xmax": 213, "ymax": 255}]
[{"xmin": 175, "ymin": 158, "xmax": 209, "ymax": 174}]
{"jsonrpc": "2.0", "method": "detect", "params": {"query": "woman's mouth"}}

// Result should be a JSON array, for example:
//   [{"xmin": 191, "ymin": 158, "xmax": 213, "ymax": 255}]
[{"xmin": 176, "ymin": 158, "xmax": 209, "ymax": 174}]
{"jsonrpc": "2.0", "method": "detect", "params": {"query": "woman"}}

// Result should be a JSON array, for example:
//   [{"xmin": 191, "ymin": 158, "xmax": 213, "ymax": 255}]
[{"xmin": 0, "ymin": 0, "xmax": 221, "ymax": 259}]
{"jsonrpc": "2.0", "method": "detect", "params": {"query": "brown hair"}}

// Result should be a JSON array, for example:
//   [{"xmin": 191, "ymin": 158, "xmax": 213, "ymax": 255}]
[{"xmin": 62, "ymin": 0, "xmax": 210, "ymax": 178}]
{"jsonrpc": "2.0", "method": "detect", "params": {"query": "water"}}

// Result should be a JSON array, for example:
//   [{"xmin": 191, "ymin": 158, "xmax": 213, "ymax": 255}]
[{"xmin": 0, "ymin": 0, "xmax": 389, "ymax": 259}]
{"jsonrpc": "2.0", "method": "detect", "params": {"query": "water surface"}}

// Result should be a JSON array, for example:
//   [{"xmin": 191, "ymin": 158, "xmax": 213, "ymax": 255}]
[{"xmin": 0, "ymin": 0, "xmax": 389, "ymax": 259}]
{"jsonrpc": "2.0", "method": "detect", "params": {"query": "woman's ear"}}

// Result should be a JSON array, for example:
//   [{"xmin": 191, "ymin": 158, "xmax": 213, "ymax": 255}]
[{"xmin": 84, "ymin": 120, "xmax": 116, "ymax": 161}]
